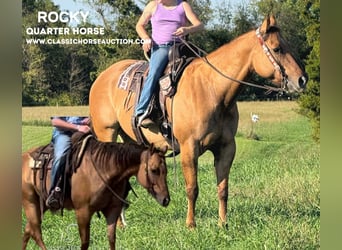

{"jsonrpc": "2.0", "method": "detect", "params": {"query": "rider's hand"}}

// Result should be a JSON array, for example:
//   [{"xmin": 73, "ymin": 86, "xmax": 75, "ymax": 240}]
[
  {"xmin": 81, "ymin": 117, "xmax": 90, "ymax": 125},
  {"xmin": 142, "ymin": 38, "xmax": 152, "ymax": 52},
  {"xmin": 173, "ymin": 27, "xmax": 189, "ymax": 37},
  {"xmin": 77, "ymin": 125, "xmax": 91, "ymax": 133}
]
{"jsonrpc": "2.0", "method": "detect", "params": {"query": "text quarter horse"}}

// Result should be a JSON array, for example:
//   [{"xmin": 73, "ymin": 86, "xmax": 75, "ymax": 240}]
[
  {"xmin": 22, "ymin": 133, "xmax": 169, "ymax": 250},
  {"xmin": 89, "ymin": 15, "xmax": 307, "ymax": 228}
]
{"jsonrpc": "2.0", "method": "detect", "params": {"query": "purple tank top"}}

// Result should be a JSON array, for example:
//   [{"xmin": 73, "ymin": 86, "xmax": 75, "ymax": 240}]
[{"xmin": 151, "ymin": 0, "xmax": 186, "ymax": 45}]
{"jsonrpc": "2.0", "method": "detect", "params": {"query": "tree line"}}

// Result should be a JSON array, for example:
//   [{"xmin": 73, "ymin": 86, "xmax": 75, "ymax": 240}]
[{"xmin": 22, "ymin": 0, "xmax": 319, "ymax": 140}]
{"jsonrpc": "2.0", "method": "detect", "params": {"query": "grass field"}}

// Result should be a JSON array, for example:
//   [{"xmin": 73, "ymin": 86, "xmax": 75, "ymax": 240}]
[{"xmin": 22, "ymin": 101, "xmax": 320, "ymax": 249}]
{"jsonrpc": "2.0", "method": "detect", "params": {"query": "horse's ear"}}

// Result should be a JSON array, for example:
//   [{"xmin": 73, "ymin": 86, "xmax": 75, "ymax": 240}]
[
  {"xmin": 260, "ymin": 14, "xmax": 277, "ymax": 34},
  {"xmin": 149, "ymin": 143, "xmax": 155, "ymax": 154},
  {"xmin": 160, "ymin": 145, "xmax": 168, "ymax": 155},
  {"xmin": 149, "ymin": 143, "xmax": 168, "ymax": 155}
]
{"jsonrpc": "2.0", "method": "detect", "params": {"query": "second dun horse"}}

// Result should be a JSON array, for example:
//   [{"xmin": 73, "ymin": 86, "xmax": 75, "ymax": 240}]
[
  {"xmin": 22, "ymin": 133, "xmax": 169, "ymax": 250},
  {"xmin": 89, "ymin": 15, "xmax": 307, "ymax": 228}
]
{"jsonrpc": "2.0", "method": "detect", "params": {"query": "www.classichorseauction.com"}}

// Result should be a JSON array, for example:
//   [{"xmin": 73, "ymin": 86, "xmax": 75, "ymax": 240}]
[{"xmin": 25, "ymin": 11, "xmax": 149, "ymax": 45}]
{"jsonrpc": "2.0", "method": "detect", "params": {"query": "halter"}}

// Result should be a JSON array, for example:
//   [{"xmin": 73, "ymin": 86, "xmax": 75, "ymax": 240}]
[
  {"xmin": 255, "ymin": 27, "xmax": 288, "ymax": 91},
  {"xmin": 143, "ymin": 151, "xmax": 158, "ymax": 196},
  {"xmin": 144, "ymin": 163, "xmax": 155, "ymax": 195}
]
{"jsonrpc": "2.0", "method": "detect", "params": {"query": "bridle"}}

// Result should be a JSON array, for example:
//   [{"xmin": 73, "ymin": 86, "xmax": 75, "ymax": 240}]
[
  {"xmin": 142, "ymin": 151, "xmax": 161, "ymax": 197},
  {"xmin": 144, "ymin": 162, "xmax": 155, "ymax": 196},
  {"xmin": 255, "ymin": 27, "xmax": 289, "ymax": 92},
  {"xmin": 90, "ymin": 148, "xmax": 159, "ymax": 206},
  {"xmin": 177, "ymin": 27, "xmax": 290, "ymax": 94}
]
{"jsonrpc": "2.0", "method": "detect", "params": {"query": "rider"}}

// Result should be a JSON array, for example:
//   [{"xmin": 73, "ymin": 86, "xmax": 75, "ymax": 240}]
[
  {"xmin": 135, "ymin": 0, "xmax": 203, "ymax": 128},
  {"xmin": 46, "ymin": 116, "xmax": 91, "ymax": 209}
]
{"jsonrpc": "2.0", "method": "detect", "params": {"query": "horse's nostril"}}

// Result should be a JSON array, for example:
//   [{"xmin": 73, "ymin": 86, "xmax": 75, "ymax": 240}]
[
  {"xmin": 163, "ymin": 197, "xmax": 170, "ymax": 207},
  {"xmin": 299, "ymin": 75, "xmax": 307, "ymax": 88}
]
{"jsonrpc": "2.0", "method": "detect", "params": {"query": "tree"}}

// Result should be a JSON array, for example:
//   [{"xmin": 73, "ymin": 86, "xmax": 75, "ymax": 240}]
[
  {"xmin": 231, "ymin": 3, "xmax": 257, "ymax": 38},
  {"xmin": 22, "ymin": 0, "xmax": 68, "ymax": 105},
  {"xmin": 297, "ymin": 0, "xmax": 320, "ymax": 141},
  {"xmin": 80, "ymin": 0, "xmax": 144, "ymax": 73},
  {"xmin": 23, "ymin": 0, "xmax": 100, "ymax": 106}
]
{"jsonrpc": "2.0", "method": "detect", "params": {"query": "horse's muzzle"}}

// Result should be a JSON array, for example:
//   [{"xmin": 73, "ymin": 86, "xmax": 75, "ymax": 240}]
[{"xmin": 287, "ymin": 73, "xmax": 308, "ymax": 93}]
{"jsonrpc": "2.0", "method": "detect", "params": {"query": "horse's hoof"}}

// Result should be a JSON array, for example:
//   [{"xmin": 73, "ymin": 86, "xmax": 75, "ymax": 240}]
[
  {"xmin": 218, "ymin": 220, "xmax": 229, "ymax": 230},
  {"xmin": 186, "ymin": 221, "xmax": 196, "ymax": 229},
  {"xmin": 117, "ymin": 223, "xmax": 127, "ymax": 229}
]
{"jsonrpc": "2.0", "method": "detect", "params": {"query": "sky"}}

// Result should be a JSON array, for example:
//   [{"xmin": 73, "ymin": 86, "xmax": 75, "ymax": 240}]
[
  {"xmin": 52, "ymin": 0, "xmax": 251, "ymax": 9},
  {"xmin": 52, "ymin": 0, "xmax": 252, "ymax": 25},
  {"xmin": 52, "ymin": 0, "xmax": 91, "ymax": 13}
]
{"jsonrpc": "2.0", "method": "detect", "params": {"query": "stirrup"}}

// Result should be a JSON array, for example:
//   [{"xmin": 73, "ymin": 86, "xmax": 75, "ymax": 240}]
[
  {"xmin": 137, "ymin": 109, "xmax": 154, "ymax": 128},
  {"xmin": 46, "ymin": 187, "xmax": 61, "ymax": 209}
]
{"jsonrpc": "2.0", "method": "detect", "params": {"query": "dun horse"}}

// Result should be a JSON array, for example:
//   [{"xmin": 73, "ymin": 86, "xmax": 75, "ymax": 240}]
[
  {"xmin": 22, "ymin": 133, "xmax": 169, "ymax": 249},
  {"xmin": 89, "ymin": 16, "xmax": 307, "ymax": 228}
]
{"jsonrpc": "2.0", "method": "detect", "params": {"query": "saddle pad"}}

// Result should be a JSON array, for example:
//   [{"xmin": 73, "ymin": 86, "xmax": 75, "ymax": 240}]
[
  {"xmin": 118, "ymin": 61, "xmax": 147, "ymax": 91},
  {"xmin": 29, "ymin": 157, "xmax": 39, "ymax": 169}
]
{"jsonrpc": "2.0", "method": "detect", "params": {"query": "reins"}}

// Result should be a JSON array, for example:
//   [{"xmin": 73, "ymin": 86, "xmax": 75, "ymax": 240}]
[
  {"xmin": 177, "ymin": 32, "xmax": 288, "ymax": 95},
  {"xmin": 142, "ymin": 151, "xmax": 156, "ymax": 195},
  {"xmin": 89, "ymin": 147, "xmax": 157, "ymax": 206},
  {"xmin": 75, "ymin": 134, "xmax": 132, "ymax": 205},
  {"xmin": 170, "ymin": 96, "xmax": 178, "ymax": 186},
  {"xmin": 90, "ymin": 153, "xmax": 131, "ymax": 206}
]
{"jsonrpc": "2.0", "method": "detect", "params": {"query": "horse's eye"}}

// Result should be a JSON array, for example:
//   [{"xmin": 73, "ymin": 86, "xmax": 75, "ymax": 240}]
[
  {"xmin": 151, "ymin": 168, "xmax": 159, "ymax": 175},
  {"xmin": 273, "ymin": 46, "xmax": 282, "ymax": 53}
]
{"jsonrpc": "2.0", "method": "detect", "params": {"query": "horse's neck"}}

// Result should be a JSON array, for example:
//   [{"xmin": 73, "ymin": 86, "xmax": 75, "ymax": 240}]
[
  {"xmin": 202, "ymin": 31, "xmax": 255, "ymax": 105},
  {"xmin": 206, "ymin": 31, "xmax": 255, "ymax": 73},
  {"xmin": 118, "ymin": 147, "xmax": 147, "ymax": 182},
  {"xmin": 117, "ymin": 165, "xmax": 140, "ymax": 182},
  {"xmin": 104, "ymin": 162, "xmax": 140, "ymax": 184}
]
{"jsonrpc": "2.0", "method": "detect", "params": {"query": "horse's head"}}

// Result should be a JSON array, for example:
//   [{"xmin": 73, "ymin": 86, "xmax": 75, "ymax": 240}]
[
  {"xmin": 137, "ymin": 144, "xmax": 170, "ymax": 207},
  {"xmin": 252, "ymin": 15, "xmax": 308, "ymax": 93}
]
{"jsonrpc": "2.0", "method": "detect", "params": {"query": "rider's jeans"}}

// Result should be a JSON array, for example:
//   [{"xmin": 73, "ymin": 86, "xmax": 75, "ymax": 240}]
[
  {"xmin": 49, "ymin": 132, "xmax": 71, "ymax": 193},
  {"xmin": 135, "ymin": 44, "xmax": 171, "ymax": 116}
]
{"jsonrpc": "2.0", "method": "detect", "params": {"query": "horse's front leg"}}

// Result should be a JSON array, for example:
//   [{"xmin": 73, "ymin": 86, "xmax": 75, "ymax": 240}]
[
  {"xmin": 103, "ymin": 205, "xmax": 122, "ymax": 250},
  {"xmin": 180, "ymin": 142, "xmax": 199, "ymax": 228},
  {"xmin": 75, "ymin": 207, "xmax": 91, "ymax": 250},
  {"xmin": 212, "ymin": 139, "xmax": 236, "ymax": 228}
]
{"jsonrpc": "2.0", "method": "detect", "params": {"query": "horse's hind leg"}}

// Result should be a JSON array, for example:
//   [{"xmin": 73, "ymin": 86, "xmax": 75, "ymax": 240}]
[
  {"xmin": 22, "ymin": 224, "xmax": 30, "ymax": 250},
  {"xmin": 22, "ymin": 198, "xmax": 47, "ymax": 250},
  {"xmin": 90, "ymin": 107, "xmax": 120, "ymax": 142}
]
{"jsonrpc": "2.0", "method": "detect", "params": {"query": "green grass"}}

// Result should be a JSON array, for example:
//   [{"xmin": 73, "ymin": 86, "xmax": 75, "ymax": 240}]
[{"xmin": 22, "ymin": 102, "xmax": 320, "ymax": 249}]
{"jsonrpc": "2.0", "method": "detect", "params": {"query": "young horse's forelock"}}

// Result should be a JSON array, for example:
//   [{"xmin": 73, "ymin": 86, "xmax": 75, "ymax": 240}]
[{"xmin": 140, "ymin": 146, "xmax": 167, "ymax": 170}]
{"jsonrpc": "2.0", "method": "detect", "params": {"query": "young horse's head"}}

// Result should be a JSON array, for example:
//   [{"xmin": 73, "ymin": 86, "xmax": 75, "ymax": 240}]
[
  {"xmin": 137, "ymin": 144, "xmax": 170, "ymax": 207},
  {"xmin": 252, "ymin": 15, "xmax": 307, "ymax": 93}
]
